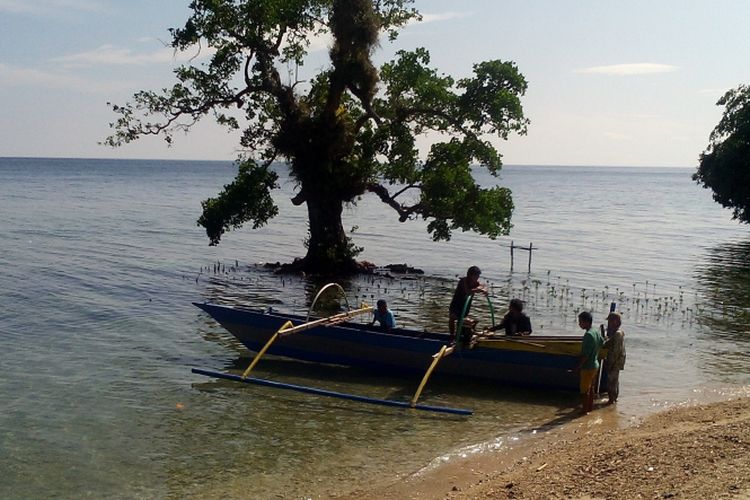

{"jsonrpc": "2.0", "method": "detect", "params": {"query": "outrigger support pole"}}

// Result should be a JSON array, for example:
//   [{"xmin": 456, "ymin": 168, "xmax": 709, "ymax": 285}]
[
  {"xmin": 410, "ymin": 344, "xmax": 455, "ymax": 408},
  {"xmin": 410, "ymin": 292, "xmax": 498, "ymax": 407},
  {"xmin": 241, "ymin": 304, "xmax": 373, "ymax": 379},
  {"xmin": 241, "ymin": 321, "xmax": 291, "ymax": 378},
  {"xmin": 192, "ymin": 368, "xmax": 473, "ymax": 416},
  {"xmin": 411, "ymin": 293, "xmax": 475, "ymax": 408}
]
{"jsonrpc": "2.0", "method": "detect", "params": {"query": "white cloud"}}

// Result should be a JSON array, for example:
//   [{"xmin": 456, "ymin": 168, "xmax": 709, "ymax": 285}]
[
  {"xmin": 48, "ymin": 10, "xmax": 473, "ymax": 70},
  {"xmin": 698, "ymin": 88, "xmax": 730, "ymax": 96},
  {"xmin": 52, "ymin": 43, "xmax": 214, "ymax": 68},
  {"xmin": 576, "ymin": 63, "xmax": 678, "ymax": 76},
  {"xmin": 0, "ymin": 62, "xmax": 131, "ymax": 93},
  {"xmin": 419, "ymin": 11, "xmax": 472, "ymax": 24},
  {"xmin": 0, "ymin": 0, "xmax": 104, "ymax": 14},
  {"xmin": 603, "ymin": 131, "xmax": 631, "ymax": 141}
]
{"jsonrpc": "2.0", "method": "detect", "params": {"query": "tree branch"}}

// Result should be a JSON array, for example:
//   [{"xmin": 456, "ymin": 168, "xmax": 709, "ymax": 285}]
[
  {"xmin": 243, "ymin": 52, "xmax": 255, "ymax": 88},
  {"xmin": 354, "ymin": 109, "xmax": 381, "ymax": 131},
  {"xmin": 366, "ymin": 182, "xmax": 421, "ymax": 222},
  {"xmin": 399, "ymin": 105, "xmax": 475, "ymax": 137},
  {"xmin": 392, "ymin": 183, "xmax": 419, "ymax": 199},
  {"xmin": 273, "ymin": 25, "xmax": 287, "ymax": 53}
]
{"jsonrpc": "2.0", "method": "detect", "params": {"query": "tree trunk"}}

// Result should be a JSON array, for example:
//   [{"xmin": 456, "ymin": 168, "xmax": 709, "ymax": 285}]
[{"xmin": 303, "ymin": 195, "xmax": 358, "ymax": 274}]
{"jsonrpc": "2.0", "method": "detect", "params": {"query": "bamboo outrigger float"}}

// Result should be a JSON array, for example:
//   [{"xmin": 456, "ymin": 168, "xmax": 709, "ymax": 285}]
[{"xmin": 192, "ymin": 283, "xmax": 599, "ymax": 416}]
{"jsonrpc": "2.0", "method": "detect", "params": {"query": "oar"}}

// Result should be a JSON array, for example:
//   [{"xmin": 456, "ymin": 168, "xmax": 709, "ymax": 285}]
[
  {"xmin": 192, "ymin": 368, "xmax": 472, "ymax": 416},
  {"xmin": 502, "ymin": 338, "xmax": 547, "ymax": 349},
  {"xmin": 476, "ymin": 332, "xmax": 546, "ymax": 349},
  {"xmin": 410, "ymin": 344, "xmax": 455, "ymax": 407}
]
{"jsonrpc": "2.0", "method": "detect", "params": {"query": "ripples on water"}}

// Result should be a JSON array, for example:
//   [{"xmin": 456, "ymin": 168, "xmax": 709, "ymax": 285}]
[{"xmin": 1, "ymin": 158, "xmax": 749, "ymax": 498}]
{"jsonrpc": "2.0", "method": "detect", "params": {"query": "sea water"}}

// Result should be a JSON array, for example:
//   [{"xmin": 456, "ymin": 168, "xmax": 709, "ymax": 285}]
[{"xmin": 0, "ymin": 157, "xmax": 748, "ymax": 498}]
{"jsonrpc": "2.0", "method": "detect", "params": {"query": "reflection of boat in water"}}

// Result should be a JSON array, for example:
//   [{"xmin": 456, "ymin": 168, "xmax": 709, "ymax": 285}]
[{"xmin": 193, "ymin": 302, "xmax": 592, "ymax": 392}]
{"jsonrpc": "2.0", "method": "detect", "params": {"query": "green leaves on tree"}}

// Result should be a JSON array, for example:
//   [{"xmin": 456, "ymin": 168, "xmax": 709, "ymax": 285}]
[
  {"xmin": 105, "ymin": 0, "xmax": 529, "ymax": 272},
  {"xmin": 198, "ymin": 160, "xmax": 279, "ymax": 245},
  {"xmin": 694, "ymin": 85, "xmax": 750, "ymax": 223}
]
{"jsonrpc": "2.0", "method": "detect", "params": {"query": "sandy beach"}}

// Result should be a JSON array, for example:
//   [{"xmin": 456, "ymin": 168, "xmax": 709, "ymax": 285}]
[{"xmin": 347, "ymin": 396, "xmax": 750, "ymax": 499}]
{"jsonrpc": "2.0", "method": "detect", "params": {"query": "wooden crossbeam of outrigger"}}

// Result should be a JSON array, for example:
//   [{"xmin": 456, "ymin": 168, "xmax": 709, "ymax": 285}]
[{"xmin": 241, "ymin": 304, "xmax": 374, "ymax": 379}]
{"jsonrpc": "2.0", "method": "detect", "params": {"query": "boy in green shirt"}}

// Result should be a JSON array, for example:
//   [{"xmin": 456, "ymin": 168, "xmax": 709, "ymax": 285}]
[{"xmin": 575, "ymin": 311, "xmax": 604, "ymax": 414}]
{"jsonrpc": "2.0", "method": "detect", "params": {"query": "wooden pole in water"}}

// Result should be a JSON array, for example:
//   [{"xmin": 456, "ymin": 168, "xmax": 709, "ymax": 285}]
[
  {"xmin": 528, "ymin": 242, "xmax": 533, "ymax": 273},
  {"xmin": 509, "ymin": 241, "xmax": 536, "ymax": 273}
]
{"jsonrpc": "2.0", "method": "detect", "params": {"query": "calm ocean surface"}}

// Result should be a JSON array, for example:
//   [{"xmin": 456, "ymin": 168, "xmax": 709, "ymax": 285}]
[{"xmin": 1, "ymin": 157, "xmax": 749, "ymax": 498}]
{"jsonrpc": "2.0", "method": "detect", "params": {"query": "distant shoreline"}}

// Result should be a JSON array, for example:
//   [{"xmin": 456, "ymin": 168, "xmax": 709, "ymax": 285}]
[{"xmin": 0, "ymin": 156, "xmax": 693, "ymax": 169}]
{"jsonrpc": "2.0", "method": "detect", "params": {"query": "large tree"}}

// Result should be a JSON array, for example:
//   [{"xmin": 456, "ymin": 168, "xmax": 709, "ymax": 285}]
[
  {"xmin": 694, "ymin": 85, "xmax": 750, "ymax": 223},
  {"xmin": 106, "ymin": 0, "xmax": 529, "ymax": 274}
]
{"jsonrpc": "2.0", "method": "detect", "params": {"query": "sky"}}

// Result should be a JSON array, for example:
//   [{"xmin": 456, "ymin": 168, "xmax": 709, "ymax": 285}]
[{"xmin": 1, "ymin": 0, "xmax": 748, "ymax": 167}]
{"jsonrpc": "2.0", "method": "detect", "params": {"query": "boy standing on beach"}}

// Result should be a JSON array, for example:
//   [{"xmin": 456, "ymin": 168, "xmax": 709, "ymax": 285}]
[
  {"xmin": 603, "ymin": 312, "xmax": 626, "ymax": 404},
  {"xmin": 575, "ymin": 311, "xmax": 604, "ymax": 414}
]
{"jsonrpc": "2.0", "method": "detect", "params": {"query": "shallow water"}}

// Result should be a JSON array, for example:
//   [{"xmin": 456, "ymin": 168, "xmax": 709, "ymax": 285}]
[{"xmin": 1, "ymin": 158, "xmax": 749, "ymax": 498}]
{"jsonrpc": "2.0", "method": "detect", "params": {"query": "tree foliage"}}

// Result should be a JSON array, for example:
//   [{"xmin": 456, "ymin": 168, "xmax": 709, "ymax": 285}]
[
  {"xmin": 105, "ymin": 0, "xmax": 529, "ymax": 273},
  {"xmin": 694, "ymin": 85, "xmax": 750, "ymax": 223}
]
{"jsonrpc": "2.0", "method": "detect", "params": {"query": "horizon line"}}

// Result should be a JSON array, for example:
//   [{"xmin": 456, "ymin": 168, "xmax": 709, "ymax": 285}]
[{"xmin": 0, "ymin": 155, "xmax": 695, "ymax": 169}]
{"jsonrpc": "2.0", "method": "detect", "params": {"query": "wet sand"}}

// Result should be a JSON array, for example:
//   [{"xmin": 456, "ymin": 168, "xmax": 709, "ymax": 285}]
[{"xmin": 344, "ymin": 396, "xmax": 750, "ymax": 499}]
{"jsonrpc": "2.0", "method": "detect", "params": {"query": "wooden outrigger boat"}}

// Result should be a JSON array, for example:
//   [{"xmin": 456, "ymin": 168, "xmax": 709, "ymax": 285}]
[{"xmin": 192, "ymin": 285, "xmax": 601, "ymax": 415}]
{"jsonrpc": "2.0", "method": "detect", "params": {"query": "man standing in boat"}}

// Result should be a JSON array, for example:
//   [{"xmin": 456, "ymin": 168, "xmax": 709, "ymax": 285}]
[{"xmin": 448, "ymin": 266, "xmax": 487, "ymax": 341}]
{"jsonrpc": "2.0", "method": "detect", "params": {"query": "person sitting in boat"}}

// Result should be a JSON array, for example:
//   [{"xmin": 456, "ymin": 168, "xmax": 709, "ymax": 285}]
[
  {"xmin": 371, "ymin": 299, "xmax": 396, "ymax": 333},
  {"xmin": 487, "ymin": 298, "xmax": 532, "ymax": 336},
  {"xmin": 448, "ymin": 265, "xmax": 487, "ymax": 340}
]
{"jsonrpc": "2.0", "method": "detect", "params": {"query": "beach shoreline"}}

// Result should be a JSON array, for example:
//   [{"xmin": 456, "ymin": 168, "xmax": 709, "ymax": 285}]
[{"xmin": 343, "ymin": 394, "xmax": 750, "ymax": 499}]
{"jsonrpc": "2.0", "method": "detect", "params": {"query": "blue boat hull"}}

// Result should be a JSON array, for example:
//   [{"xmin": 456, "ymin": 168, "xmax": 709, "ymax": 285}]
[{"xmin": 194, "ymin": 302, "xmax": 591, "ymax": 391}]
